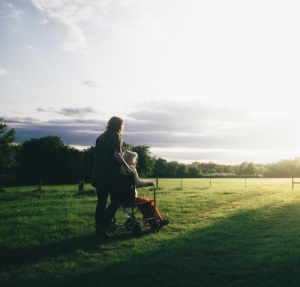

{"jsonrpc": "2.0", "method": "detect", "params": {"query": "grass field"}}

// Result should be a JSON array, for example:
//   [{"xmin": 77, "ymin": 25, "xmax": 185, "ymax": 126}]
[{"xmin": 1, "ymin": 178, "xmax": 300, "ymax": 287}]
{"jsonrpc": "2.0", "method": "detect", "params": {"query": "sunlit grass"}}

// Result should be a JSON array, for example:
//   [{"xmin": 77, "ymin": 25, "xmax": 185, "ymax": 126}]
[{"xmin": 1, "ymin": 179, "xmax": 300, "ymax": 286}]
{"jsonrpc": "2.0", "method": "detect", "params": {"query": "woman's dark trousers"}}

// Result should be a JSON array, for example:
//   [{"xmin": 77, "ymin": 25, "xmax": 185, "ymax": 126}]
[{"xmin": 95, "ymin": 177, "xmax": 123, "ymax": 233}]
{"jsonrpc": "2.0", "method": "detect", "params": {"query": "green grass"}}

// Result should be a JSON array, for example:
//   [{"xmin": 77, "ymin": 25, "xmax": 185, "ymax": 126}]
[{"xmin": 1, "ymin": 179, "xmax": 300, "ymax": 287}]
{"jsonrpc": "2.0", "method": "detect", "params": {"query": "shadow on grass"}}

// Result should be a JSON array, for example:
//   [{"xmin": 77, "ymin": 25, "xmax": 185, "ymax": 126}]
[
  {"xmin": 2, "ymin": 202, "xmax": 300, "ymax": 287},
  {"xmin": 0, "ymin": 234, "xmax": 92, "ymax": 269},
  {"xmin": 0, "ymin": 228, "xmax": 149, "ymax": 270}
]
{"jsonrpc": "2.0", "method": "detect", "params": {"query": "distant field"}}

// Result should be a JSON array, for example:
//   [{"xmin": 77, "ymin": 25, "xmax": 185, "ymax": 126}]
[{"xmin": 1, "ymin": 178, "xmax": 300, "ymax": 287}]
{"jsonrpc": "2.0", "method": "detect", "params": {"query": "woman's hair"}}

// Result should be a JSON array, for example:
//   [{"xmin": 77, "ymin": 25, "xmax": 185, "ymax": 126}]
[
  {"xmin": 106, "ymin": 116, "xmax": 124, "ymax": 133},
  {"xmin": 122, "ymin": 150, "xmax": 138, "ymax": 164},
  {"xmin": 100, "ymin": 116, "xmax": 124, "ymax": 140}
]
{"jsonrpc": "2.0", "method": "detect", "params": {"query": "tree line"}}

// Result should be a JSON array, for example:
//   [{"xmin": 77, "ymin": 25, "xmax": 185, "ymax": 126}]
[{"xmin": 1, "ymin": 119, "xmax": 300, "ymax": 188}]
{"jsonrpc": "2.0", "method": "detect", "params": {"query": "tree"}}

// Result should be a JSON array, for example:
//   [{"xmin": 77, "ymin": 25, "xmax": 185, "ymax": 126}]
[
  {"xmin": 176, "ymin": 163, "xmax": 188, "ymax": 178},
  {"xmin": 132, "ymin": 145, "xmax": 155, "ymax": 177},
  {"xmin": 0, "ymin": 119, "xmax": 17, "ymax": 190},
  {"xmin": 81, "ymin": 146, "xmax": 95, "ymax": 182},
  {"xmin": 16, "ymin": 136, "xmax": 82, "ymax": 185},
  {"xmin": 165, "ymin": 161, "xmax": 179, "ymax": 178},
  {"xmin": 186, "ymin": 165, "xmax": 201, "ymax": 178},
  {"xmin": 199, "ymin": 162, "xmax": 217, "ymax": 174},
  {"xmin": 236, "ymin": 162, "xmax": 249, "ymax": 176},
  {"xmin": 236, "ymin": 162, "xmax": 258, "ymax": 176},
  {"xmin": 264, "ymin": 158, "xmax": 300, "ymax": 178},
  {"xmin": 153, "ymin": 158, "xmax": 168, "ymax": 178},
  {"xmin": 122, "ymin": 141, "xmax": 133, "ymax": 151}
]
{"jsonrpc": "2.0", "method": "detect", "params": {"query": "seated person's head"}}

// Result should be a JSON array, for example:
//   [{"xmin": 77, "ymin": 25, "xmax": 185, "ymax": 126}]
[{"xmin": 123, "ymin": 150, "xmax": 138, "ymax": 166}]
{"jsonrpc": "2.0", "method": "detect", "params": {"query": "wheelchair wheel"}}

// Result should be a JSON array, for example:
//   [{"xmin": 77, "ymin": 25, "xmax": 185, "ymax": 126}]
[
  {"xmin": 125, "ymin": 216, "xmax": 134, "ymax": 231},
  {"xmin": 150, "ymin": 221, "xmax": 160, "ymax": 233},
  {"xmin": 132, "ymin": 223, "xmax": 142, "ymax": 236}
]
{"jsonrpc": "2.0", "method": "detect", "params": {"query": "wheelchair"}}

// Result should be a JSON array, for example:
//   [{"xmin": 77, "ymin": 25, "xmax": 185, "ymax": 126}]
[{"xmin": 108, "ymin": 175, "xmax": 161, "ymax": 236}]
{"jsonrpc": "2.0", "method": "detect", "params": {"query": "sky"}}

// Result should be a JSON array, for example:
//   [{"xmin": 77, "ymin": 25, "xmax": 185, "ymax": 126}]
[{"xmin": 1, "ymin": 0, "xmax": 300, "ymax": 165}]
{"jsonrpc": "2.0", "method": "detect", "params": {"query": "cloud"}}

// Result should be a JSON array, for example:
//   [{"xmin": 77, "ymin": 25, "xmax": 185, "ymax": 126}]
[
  {"xmin": 7, "ymin": 116, "xmax": 102, "ymax": 146},
  {"xmin": 37, "ymin": 107, "xmax": 53, "ymax": 113},
  {"xmin": 28, "ymin": 0, "xmax": 157, "ymax": 53},
  {"xmin": 6, "ymin": 117, "xmax": 40, "ymax": 125},
  {"xmin": 122, "ymin": 101, "xmax": 299, "ymax": 154},
  {"xmin": 30, "ymin": 0, "xmax": 100, "ymax": 53},
  {"xmin": 83, "ymin": 80, "xmax": 99, "ymax": 88},
  {"xmin": 0, "ymin": 68, "xmax": 7, "ymax": 76},
  {"xmin": 5, "ymin": 100, "xmax": 300, "ymax": 164},
  {"xmin": 0, "ymin": 3, "xmax": 24, "ymax": 19},
  {"xmin": 124, "ymin": 101, "xmax": 248, "ymax": 136},
  {"xmin": 37, "ymin": 106, "xmax": 97, "ymax": 117},
  {"xmin": 57, "ymin": 107, "xmax": 97, "ymax": 117},
  {"xmin": 47, "ymin": 17, "xmax": 88, "ymax": 53}
]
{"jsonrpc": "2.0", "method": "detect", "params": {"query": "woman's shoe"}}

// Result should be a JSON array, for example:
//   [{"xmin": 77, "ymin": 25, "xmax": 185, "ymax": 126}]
[{"xmin": 160, "ymin": 218, "xmax": 170, "ymax": 228}]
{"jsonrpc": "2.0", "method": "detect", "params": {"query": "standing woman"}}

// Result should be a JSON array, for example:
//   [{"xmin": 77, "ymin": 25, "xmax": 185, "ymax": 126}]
[{"xmin": 92, "ymin": 116, "xmax": 133, "ymax": 238}]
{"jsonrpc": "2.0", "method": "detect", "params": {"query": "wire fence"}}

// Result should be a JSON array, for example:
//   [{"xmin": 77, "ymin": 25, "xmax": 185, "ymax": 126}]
[{"xmin": 153, "ymin": 177, "xmax": 300, "ymax": 190}]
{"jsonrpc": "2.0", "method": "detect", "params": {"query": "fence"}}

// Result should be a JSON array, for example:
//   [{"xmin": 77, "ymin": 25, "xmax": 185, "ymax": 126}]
[
  {"xmin": 154, "ymin": 177, "xmax": 300, "ymax": 189},
  {"xmin": 292, "ymin": 178, "xmax": 300, "ymax": 189}
]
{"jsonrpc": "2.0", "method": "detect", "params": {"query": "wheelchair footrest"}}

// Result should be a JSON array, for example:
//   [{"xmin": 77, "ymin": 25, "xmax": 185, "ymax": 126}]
[{"xmin": 135, "ymin": 200, "xmax": 154, "ymax": 206}]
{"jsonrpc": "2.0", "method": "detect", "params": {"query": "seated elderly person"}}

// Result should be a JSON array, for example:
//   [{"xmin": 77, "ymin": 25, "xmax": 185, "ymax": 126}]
[{"xmin": 121, "ymin": 150, "xmax": 169, "ymax": 228}]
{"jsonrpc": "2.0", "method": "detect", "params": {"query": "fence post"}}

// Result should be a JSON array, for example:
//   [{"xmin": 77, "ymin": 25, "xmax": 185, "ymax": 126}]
[
  {"xmin": 156, "ymin": 177, "xmax": 158, "ymax": 188},
  {"xmin": 292, "ymin": 177, "xmax": 294, "ymax": 189},
  {"xmin": 210, "ymin": 177, "xmax": 211, "ymax": 188},
  {"xmin": 245, "ymin": 177, "xmax": 247, "ymax": 188}
]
